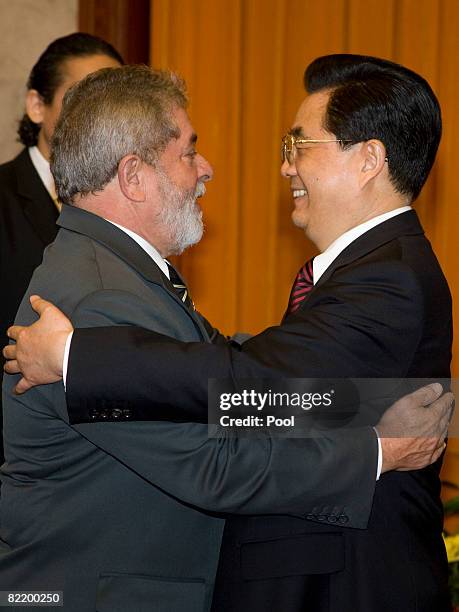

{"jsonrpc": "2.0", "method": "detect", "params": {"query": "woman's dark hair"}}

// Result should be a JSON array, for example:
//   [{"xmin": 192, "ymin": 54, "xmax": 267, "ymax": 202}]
[
  {"xmin": 18, "ymin": 32, "xmax": 124, "ymax": 147},
  {"xmin": 304, "ymin": 54, "xmax": 442, "ymax": 201}
]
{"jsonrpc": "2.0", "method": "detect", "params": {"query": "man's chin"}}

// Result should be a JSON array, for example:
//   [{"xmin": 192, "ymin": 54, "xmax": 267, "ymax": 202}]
[
  {"xmin": 291, "ymin": 209, "xmax": 308, "ymax": 230},
  {"xmin": 169, "ymin": 222, "xmax": 204, "ymax": 255}
]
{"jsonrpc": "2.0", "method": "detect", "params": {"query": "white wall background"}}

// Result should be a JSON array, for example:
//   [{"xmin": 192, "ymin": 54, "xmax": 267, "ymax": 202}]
[{"xmin": 0, "ymin": 0, "xmax": 78, "ymax": 164}]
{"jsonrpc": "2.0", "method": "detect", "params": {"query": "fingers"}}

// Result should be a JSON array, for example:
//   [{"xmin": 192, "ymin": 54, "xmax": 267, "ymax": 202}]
[
  {"xmin": 431, "ymin": 391, "xmax": 455, "ymax": 434},
  {"xmin": 6, "ymin": 325, "xmax": 26, "ymax": 342},
  {"xmin": 409, "ymin": 382, "xmax": 443, "ymax": 407},
  {"xmin": 3, "ymin": 359, "xmax": 20, "ymax": 375},
  {"xmin": 429, "ymin": 441, "xmax": 447, "ymax": 465},
  {"xmin": 29, "ymin": 295, "xmax": 50, "ymax": 315},
  {"xmin": 13, "ymin": 377, "xmax": 34, "ymax": 395},
  {"xmin": 29, "ymin": 296, "xmax": 72, "ymax": 330},
  {"xmin": 2, "ymin": 343, "xmax": 17, "ymax": 360}
]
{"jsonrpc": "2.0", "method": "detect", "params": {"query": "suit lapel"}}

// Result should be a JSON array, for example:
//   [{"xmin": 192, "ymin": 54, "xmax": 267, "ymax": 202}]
[
  {"xmin": 58, "ymin": 205, "xmax": 211, "ymax": 340},
  {"xmin": 14, "ymin": 149, "xmax": 58, "ymax": 245},
  {"xmin": 314, "ymin": 210, "xmax": 424, "ymax": 291}
]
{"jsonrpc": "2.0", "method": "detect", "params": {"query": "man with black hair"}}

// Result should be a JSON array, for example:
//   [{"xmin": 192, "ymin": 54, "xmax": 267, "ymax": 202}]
[{"xmin": 5, "ymin": 55, "xmax": 453, "ymax": 610}]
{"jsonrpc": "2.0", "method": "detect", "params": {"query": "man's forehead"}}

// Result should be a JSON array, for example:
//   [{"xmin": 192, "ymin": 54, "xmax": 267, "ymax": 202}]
[
  {"xmin": 168, "ymin": 106, "xmax": 197, "ymax": 147},
  {"xmin": 290, "ymin": 91, "xmax": 330, "ymax": 135}
]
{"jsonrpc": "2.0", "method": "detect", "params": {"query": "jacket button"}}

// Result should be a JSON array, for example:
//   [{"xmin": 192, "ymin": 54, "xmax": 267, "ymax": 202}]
[
  {"xmin": 89, "ymin": 410, "xmax": 99, "ymax": 420},
  {"xmin": 338, "ymin": 515, "xmax": 349, "ymax": 524},
  {"xmin": 328, "ymin": 515, "xmax": 337, "ymax": 523},
  {"xmin": 99, "ymin": 410, "xmax": 108, "ymax": 420},
  {"xmin": 318, "ymin": 514, "xmax": 327, "ymax": 521},
  {"xmin": 122, "ymin": 409, "xmax": 133, "ymax": 420},
  {"xmin": 112, "ymin": 408, "xmax": 123, "ymax": 420}
]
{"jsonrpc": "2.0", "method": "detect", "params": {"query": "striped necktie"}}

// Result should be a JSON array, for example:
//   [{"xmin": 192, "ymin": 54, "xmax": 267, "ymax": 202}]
[
  {"xmin": 287, "ymin": 257, "xmax": 315, "ymax": 314},
  {"xmin": 166, "ymin": 262, "xmax": 195, "ymax": 311}
]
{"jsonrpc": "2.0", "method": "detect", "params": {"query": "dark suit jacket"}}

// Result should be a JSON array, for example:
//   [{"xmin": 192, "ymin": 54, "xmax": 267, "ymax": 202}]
[
  {"xmin": 0, "ymin": 148, "xmax": 58, "ymax": 349},
  {"xmin": 0, "ymin": 205, "xmax": 378, "ymax": 611},
  {"xmin": 64, "ymin": 210, "xmax": 452, "ymax": 611},
  {"xmin": 0, "ymin": 148, "xmax": 58, "ymax": 461}
]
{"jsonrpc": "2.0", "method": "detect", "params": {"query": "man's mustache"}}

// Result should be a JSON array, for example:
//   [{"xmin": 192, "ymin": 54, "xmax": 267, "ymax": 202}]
[{"xmin": 195, "ymin": 182, "xmax": 206, "ymax": 198}]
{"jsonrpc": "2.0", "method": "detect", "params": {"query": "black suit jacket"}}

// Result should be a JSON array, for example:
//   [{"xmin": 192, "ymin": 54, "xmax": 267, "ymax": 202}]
[
  {"xmin": 0, "ymin": 148, "xmax": 58, "ymax": 460},
  {"xmin": 0, "ymin": 149, "xmax": 58, "ymax": 348},
  {"xmin": 65, "ymin": 210, "xmax": 452, "ymax": 611},
  {"xmin": 1, "ymin": 205, "xmax": 381, "ymax": 611}
]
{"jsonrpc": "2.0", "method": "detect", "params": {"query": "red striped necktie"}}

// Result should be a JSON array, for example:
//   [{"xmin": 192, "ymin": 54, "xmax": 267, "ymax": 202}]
[{"xmin": 287, "ymin": 257, "xmax": 315, "ymax": 314}]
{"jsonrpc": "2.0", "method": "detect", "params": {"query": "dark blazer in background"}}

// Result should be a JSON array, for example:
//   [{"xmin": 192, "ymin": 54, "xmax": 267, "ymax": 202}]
[
  {"xmin": 0, "ymin": 148, "xmax": 58, "ymax": 347},
  {"xmin": 0, "ymin": 148, "xmax": 58, "ymax": 461},
  {"xmin": 65, "ymin": 210, "xmax": 452, "ymax": 611},
  {"xmin": 1, "ymin": 205, "xmax": 377, "ymax": 612}
]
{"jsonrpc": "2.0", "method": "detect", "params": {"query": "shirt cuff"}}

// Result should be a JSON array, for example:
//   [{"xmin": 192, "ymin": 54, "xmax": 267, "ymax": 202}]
[
  {"xmin": 373, "ymin": 426, "xmax": 382, "ymax": 480},
  {"xmin": 62, "ymin": 331, "xmax": 74, "ymax": 390}
]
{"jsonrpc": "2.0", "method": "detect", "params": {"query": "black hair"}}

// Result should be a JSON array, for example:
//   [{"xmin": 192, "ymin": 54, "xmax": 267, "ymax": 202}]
[
  {"xmin": 304, "ymin": 54, "xmax": 441, "ymax": 201},
  {"xmin": 18, "ymin": 32, "xmax": 124, "ymax": 147}
]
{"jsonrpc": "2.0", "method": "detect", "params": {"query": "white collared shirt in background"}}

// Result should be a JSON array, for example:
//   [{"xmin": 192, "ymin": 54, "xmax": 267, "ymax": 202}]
[{"xmin": 28, "ymin": 146, "xmax": 58, "ymax": 202}]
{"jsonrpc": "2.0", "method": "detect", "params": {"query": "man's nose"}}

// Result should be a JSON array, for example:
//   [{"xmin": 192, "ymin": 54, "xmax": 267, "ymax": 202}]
[
  {"xmin": 197, "ymin": 154, "xmax": 213, "ymax": 182},
  {"xmin": 281, "ymin": 158, "xmax": 297, "ymax": 178}
]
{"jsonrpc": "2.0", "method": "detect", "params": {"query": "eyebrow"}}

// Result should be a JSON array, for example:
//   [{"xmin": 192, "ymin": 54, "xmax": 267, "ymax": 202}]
[{"xmin": 290, "ymin": 126, "xmax": 306, "ymax": 138}]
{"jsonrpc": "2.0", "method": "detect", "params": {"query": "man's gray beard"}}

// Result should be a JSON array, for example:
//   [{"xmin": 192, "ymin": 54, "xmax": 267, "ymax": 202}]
[{"xmin": 156, "ymin": 168, "xmax": 204, "ymax": 255}]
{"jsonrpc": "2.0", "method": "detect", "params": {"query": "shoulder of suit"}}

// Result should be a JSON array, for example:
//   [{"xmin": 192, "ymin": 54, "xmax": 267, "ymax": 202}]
[
  {"xmin": 40, "ymin": 230, "xmax": 105, "ymax": 291},
  {"xmin": 331, "ymin": 255, "xmax": 423, "ymax": 295},
  {"xmin": 46, "ymin": 227, "xmax": 99, "ymax": 264},
  {"xmin": 0, "ymin": 154, "xmax": 20, "ymax": 181},
  {"xmin": 50, "ymin": 228, "xmax": 138, "ymax": 274},
  {"xmin": 0, "ymin": 149, "xmax": 35, "ymax": 199},
  {"xmin": 0, "ymin": 148, "xmax": 29, "ymax": 171}
]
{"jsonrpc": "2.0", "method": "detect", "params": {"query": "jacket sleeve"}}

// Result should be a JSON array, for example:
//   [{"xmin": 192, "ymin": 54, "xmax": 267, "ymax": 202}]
[
  {"xmin": 67, "ymin": 260, "xmax": 425, "ymax": 420},
  {"xmin": 62, "ymin": 287, "xmax": 379, "ymax": 528}
]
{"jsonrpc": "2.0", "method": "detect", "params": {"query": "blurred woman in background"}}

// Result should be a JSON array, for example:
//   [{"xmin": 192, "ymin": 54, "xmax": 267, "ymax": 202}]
[{"xmin": 0, "ymin": 32, "xmax": 123, "ymax": 459}]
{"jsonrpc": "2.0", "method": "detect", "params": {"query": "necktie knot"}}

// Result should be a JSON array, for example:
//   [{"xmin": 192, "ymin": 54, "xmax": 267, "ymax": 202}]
[{"xmin": 287, "ymin": 257, "xmax": 314, "ymax": 314}]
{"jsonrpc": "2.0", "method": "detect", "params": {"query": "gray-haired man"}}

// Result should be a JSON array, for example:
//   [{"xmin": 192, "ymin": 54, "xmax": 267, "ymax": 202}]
[{"xmin": 2, "ymin": 64, "xmax": 452, "ymax": 612}]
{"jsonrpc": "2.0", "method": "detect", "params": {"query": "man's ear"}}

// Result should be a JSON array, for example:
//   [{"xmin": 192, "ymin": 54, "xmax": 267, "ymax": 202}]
[
  {"xmin": 359, "ymin": 139, "xmax": 387, "ymax": 189},
  {"xmin": 25, "ymin": 90, "xmax": 45, "ymax": 125},
  {"xmin": 117, "ymin": 155, "xmax": 146, "ymax": 201}
]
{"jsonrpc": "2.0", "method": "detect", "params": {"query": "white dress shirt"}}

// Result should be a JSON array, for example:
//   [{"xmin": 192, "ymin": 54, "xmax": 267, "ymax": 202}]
[{"xmin": 28, "ymin": 146, "xmax": 58, "ymax": 202}]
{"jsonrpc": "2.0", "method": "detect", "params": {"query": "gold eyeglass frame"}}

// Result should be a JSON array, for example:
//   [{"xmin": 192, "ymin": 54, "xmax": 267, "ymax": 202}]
[
  {"xmin": 281, "ymin": 133, "xmax": 353, "ymax": 164},
  {"xmin": 281, "ymin": 133, "xmax": 389, "ymax": 164}
]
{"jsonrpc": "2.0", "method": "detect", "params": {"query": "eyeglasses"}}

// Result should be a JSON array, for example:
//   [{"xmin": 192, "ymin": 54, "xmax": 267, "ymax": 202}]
[{"xmin": 281, "ymin": 133, "xmax": 353, "ymax": 164}]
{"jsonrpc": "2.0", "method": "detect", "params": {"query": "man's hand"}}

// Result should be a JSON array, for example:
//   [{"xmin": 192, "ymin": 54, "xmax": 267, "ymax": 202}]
[
  {"xmin": 2, "ymin": 295, "xmax": 73, "ymax": 394},
  {"xmin": 376, "ymin": 383, "xmax": 454, "ymax": 473}
]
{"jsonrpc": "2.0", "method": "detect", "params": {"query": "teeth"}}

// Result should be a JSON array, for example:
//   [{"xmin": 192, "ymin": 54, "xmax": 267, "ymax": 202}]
[{"xmin": 293, "ymin": 189, "xmax": 307, "ymax": 198}]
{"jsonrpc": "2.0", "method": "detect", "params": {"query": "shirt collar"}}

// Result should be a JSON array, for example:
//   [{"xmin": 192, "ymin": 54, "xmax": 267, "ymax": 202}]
[
  {"xmin": 313, "ymin": 206, "xmax": 412, "ymax": 284},
  {"xmin": 28, "ymin": 146, "xmax": 57, "ymax": 200},
  {"xmin": 105, "ymin": 220, "xmax": 170, "ymax": 279}
]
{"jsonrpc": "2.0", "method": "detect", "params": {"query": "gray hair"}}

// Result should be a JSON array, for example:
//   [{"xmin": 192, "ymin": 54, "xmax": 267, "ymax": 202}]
[{"xmin": 50, "ymin": 65, "xmax": 188, "ymax": 203}]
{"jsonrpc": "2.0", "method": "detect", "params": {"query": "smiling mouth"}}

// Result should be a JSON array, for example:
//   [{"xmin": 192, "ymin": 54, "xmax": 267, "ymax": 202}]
[{"xmin": 292, "ymin": 189, "xmax": 307, "ymax": 198}]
